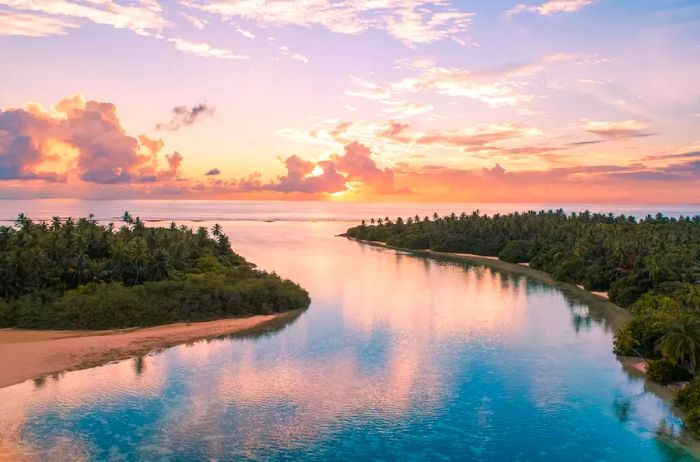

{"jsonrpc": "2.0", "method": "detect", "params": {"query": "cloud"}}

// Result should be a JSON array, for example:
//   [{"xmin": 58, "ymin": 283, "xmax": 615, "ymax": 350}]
[
  {"xmin": 507, "ymin": 0, "xmax": 595, "ymax": 16},
  {"xmin": 374, "ymin": 122, "xmax": 539, "ymax": 151},
  {"xmin": 157, "ymin": 103, "xmax": 214, "ymax": 131},
  {"xmin": 392, "ymin": 154, "xmax": 700, "ymax": 203},
  {"xmin": 278, "ymin": 45, "xmax": 310, "ymax": 63},
  {"xmin": 0, "ymin": 0, "xmax": 169, "ymax": 36},
  {"xmin": 265, "ymin": 155, "xmax": 346, "ymax": 193},
  {"xmin": 183, "ymin": 0, "xmax": 473, "ymax": 45},
  {"xmin": 348, "ymin": 54, "xmax": 569, "ymax": 109},
  {"xmin": 584, "ymin": 120, "xmax": 655, "ymax": 140},
  {"xmin": 205, "ymin": 168, "xmax": 221, "ymax": 176},
  {"xmin": 167, "ymin": 38, "xmax": 250, "ymax": 60},
  {"xmin": 236, "ymin": 27, "xmax": 254, "ymax": 39},
  {"xmin": 221, "ymin": 141, "xmax": 405, "ymax": 196},
  {"xmin": 331, "ymin": 141, "xmax": 403, "ymax": 194},
  {"xmin": 180, "ymin": 12, "xmax": 207, "ymax": 30},
  {"xmin": 0, "ymin": 10, "xmax": 77, "ymax": 36},
  {"xmin": 378, "ymin": 121, "xmax": 410, "ymax": 140},
  {"xmin": 414, "ymin": 125, "xmax": 527, "ymax": 148},
  {"xmin": 0, "ymin": 94, "xmax": 182, "ymax": 184},
  {"xmin": 382, "ymin": 100, "xmax": 433, "ymax": 118}
]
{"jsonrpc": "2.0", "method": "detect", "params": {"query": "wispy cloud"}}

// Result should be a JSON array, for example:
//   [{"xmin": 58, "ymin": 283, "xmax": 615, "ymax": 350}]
[
  {"xmin": 180, "ymin": 12, "xmax": 207, "ymax": 30},
  {"xmin": 0, "ymin": 10, "xmax": 78, "ymax": 36},
  {"xmin": 507, "ymin": 0, "xmax": 595, "ymax": 16},
  {"xmin": 584, "ymin": 120, "xmax": 655, "ymax": 140},
  {"xmin": 157, "ymin": 102, "xmax": 214, "ymax": 131},
  {"xmin": 167, "ymin": 38, "xmax": 249, "ymax": 60},
  {"xmin": 0, "ymin": 0, "xmax": 169, "ymax": 36},
  {"xmin": 236, "ymin": 27, "xmax": 254, "ymax": 39},
  {"xmin": 183, "ymin": 0, "xmax": 473, "ymax": 45},
  {"xmin": 347, "ymin": 54, "xmax": 570, "ymax": 109},
  {"xmin": 279, "ymin": 45, "xmax": 309, "ymax": 63}
]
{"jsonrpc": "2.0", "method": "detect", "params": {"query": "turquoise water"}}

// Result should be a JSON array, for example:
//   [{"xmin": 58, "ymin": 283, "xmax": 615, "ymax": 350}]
[{"xmin": 2, "ymin": 202, "xmax": 700, "ymax": 461}]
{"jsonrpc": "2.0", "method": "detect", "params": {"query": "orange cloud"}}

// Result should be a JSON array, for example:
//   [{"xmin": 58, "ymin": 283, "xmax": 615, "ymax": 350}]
[
  {"xmin": 0, "ymin": 94, "xmax": 181, "ymax": 184},
  {"xmin": 584, "ymin": 120, "xmax": 655, "ymax": 140}
]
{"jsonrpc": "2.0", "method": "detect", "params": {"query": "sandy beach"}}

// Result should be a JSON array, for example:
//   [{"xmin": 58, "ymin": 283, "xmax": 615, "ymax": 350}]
[{"xmin": 0, "ymin": 312, "xmax": 295, "ymax": 388}]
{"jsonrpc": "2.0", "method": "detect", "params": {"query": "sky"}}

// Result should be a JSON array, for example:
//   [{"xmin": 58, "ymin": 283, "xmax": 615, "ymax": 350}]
[{"xmin": 0, "ymin": 0, "xmax": 699, "ymax": 203}]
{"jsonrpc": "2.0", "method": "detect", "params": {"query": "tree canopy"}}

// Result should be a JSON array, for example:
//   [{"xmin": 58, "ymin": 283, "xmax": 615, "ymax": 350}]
[{"xmin": 0, "ymin": 213, "xmax": 310, "ymax": 329}]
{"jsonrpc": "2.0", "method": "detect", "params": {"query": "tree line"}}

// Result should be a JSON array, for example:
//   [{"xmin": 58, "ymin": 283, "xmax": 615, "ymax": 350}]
[
  {"xmin": 345, "ymin": 209, "xmax": 700, "ymax": 436},
  {"xmin": 0, "ymin": 213, "xmax": 310, "ymax": 329}
]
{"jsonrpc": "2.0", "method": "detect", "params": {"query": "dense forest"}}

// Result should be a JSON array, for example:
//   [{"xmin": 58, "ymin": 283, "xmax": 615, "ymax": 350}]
[
  {"xmin": 345, "ymin": 209, "xmax": 700, "ymax": 436},
  {"xmin": 0, "ymin": 213, "xmax": 309, "ymax": 329}
]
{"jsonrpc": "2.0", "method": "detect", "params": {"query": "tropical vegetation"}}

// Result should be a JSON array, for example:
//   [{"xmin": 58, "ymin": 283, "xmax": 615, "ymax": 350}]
[
  {"xmin": 0, "ymin": 213, "xmax": 310, "ymax": 329},
  {"xmin": 345, "ymin": 209, "xmax": 700, "ymax": 435}
]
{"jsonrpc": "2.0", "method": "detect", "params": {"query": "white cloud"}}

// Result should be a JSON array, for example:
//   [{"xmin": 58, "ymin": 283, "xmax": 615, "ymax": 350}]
[
  {"xmin": 0, "ymin": 0, "xmax": 169, "ymax": 35},
  {"xmin": 507, "ymin": 0, "xmax": 595, "ymax": 16},
  {"xmin": 180, "ymin": 12, "xmax": 206, "ymax": 30},
  {"xmin": 279, "ymin": 45, "xmax": 309, "ymax": 63},
  {"xmin": 382, "ymin": 100, "xmax": 434, "ymax": 118},
  {"xmin": 0, "ymin": 10, "xmax": 77, "ymax": 36},
  {"xmin": 347, "ymin": 53, "xmax": 575, "ymax": 109},
  {"xmin": 183, "ymin": 0, "xmax": 473, "ymax": 45},
  {"xmin": 168, "ymin": 38, "xmax": 250, "ymax": 60},
  {"xmin": 236, "ymin": 27, "xmax": 254, "ymax": 39}
]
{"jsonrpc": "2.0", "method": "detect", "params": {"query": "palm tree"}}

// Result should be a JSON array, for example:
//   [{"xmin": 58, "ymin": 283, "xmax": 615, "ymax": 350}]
[
  {"xmin": 212, "ymin": 223, "xmax": 222, "ymax": 237},
  {"xmin": 685, "ymin": 285, "xmax": 700, "ymax": 311},
  {"xmin": 615, "ymin": 326, "xmax": 649, "ymax": 365},
  {"xmin": 50, "ymin": 216, "xmax": 62, "ymax": 231},
  {"xmin": 657, "ymin": 317, "xmax": 700, "ymax": 375},
  {"xmin": 121, "ymin": 211, "xmax": 133, "ymax": 224},
  {"xmin": 14, "ymin": 213, "xmax": 31, "ymax": 231}
]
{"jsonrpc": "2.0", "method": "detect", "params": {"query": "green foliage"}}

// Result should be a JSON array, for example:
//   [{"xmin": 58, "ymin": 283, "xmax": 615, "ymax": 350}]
[
  {"xmin": 0, "ymin": 213, "xmax": 310, "ymax": 329},
  {"xmin": 676, "ymin": 379, "xmax": 700, "ymax": 413},
  {"xmin": 646, "ymin": 359, "xmax": 692, "ymax": 384},
  {"xmin": 657, "ymin": 317, "xmax": 700, "ymax": 373},
  {"xmin": 498, "ymin": 240, "xmax": 533, "ymax": 263},
  {"xmin": 347, "ymin": 210, "xmax": 700, "ymax": 307},
  {"xmin": 682, "ymin": 408, "xmax": 700, "ymax": 439}
]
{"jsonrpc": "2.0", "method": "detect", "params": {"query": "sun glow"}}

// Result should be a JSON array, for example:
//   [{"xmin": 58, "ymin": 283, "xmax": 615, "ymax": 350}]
[{"xmin": 310, "ymin": 166, "xmax": 324, "ymax": 177}]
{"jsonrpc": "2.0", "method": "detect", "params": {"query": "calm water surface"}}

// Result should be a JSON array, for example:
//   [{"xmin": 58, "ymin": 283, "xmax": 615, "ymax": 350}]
[{"xmin": 2, "ymin": 201, "xmax": 700, "ymax": 461}]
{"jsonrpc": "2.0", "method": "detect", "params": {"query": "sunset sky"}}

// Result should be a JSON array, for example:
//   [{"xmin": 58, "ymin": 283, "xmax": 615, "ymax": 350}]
[{"xmin": 1, "ymin": 0, "xmax": 699, "ymax": 202}]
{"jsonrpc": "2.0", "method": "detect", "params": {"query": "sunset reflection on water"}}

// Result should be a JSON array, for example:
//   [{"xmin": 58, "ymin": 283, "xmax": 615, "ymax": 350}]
[{"xmin": 0, "ymin": 219, "xmax": 697, "ymax": 461}]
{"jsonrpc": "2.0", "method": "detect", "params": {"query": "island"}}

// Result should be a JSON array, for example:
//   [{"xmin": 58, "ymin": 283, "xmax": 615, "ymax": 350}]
[
  {"xmin": 0, "ymin": 213, "xmax": 310, "ymax": 386},
  {"xmin": 345, "ymin": 209, "xmax": 700, "ymax": 436}
]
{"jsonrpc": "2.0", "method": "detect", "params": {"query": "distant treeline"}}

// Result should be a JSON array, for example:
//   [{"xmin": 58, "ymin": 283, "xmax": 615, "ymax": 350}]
[
  {"xmin": 0, "ymin": 213, "xmax": 310, "ymax": 329},
  {"xmin": 345, "ymin": 210, "xmax": 700, "ymax": 436}
]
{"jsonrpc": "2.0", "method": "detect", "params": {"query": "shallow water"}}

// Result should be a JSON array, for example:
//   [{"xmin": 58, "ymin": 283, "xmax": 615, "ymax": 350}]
[{"xmin": 2, "ymin": 202, "xmax": 700, "ymax": 461}]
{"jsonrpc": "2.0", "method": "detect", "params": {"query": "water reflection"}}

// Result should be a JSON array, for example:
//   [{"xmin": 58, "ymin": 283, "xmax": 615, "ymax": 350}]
[{"xmin": 0, "ymin": 221, "xmax": 698, "ymax": 461}]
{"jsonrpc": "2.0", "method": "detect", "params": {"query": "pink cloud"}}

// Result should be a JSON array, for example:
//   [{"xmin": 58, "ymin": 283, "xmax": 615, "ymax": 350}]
[{"xmin": 0, "ymin": 94, "xmax": 182, "ymax": 184}]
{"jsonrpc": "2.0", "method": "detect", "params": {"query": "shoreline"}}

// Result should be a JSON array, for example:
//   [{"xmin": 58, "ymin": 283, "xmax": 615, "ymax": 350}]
[
  {"xmin": 344, "ymin": 235, "xmax": 700, "ymax": 447},
  {"xmin": 0, "ymin": 311, "xmax": 301, "ymax": 389},
  {"xmin": 345, "ymin": 236, "xmax": 630, "ymax": 329}
]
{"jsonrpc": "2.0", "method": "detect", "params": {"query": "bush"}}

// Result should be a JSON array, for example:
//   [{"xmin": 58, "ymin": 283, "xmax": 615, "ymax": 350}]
[
  {"xmin": 0, "ymin": 299, "xmax": 13, "ymax": 327},
  {"xmin": 683, "ymin": 408, "xmax": 700, "ymax": 438},
  {"xmin": 676, "ymin": 380, "xmax": 700, "ymax": 438},
  {"xmin": 22, "ymin": 270, "xmax": 312, "ymax": 330},
  {"xmin": 613, "ymin": 315, "xmax": 665, "ymax": 358},
  {"xmin": 676, "ymin": 379, "xmax": 700, "ymax": 413},
  {"xmin": 609, "ymin": 272, "xmax": 650, "ymax": 307},
  {"xmin": 646, "ymin": 359, "xmax": 692, "ymax": 384},
  {"xmin": 498, "ymin": 240, "xmax": 533, "ymax": 263}
]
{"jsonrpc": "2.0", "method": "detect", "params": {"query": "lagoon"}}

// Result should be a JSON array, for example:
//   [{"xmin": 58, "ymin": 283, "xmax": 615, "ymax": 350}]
[{"xmin": 1, "ymin": 201, "xmax": 700, "ymax": 460}]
